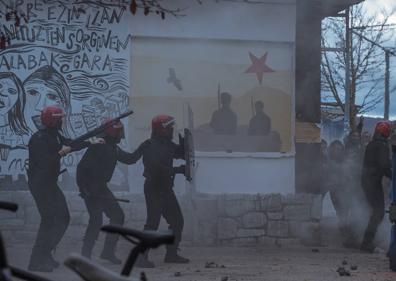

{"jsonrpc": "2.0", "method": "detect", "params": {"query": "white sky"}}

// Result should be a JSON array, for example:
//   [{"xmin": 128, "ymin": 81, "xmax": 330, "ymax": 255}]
[
  {"xmin": 363, "ymin": 0, "xmax": 396, "ymax": 24},
  {"xmin": 350, "ymin": 0, "xmax": 396, "ymax": 118}
]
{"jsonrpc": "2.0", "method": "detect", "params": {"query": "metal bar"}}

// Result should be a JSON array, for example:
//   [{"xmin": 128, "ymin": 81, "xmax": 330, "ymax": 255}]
[
  {"xmin": 344, "ymin": 7, "xmax": 351, "ymax": 134},
  {"xmin": 121, "ymin": 244, "xmax": 144, "ymax": 276},
  {"xmin": 351, "ymin": 30, "xmax": 396, "ymax": 56},
  {"xmin": 385, "ymin": 51, "xmax": 390, "ymax": 120},
  {"xmin": 353, "ymin": 23, "xmax": 396, "ymax": 30}
]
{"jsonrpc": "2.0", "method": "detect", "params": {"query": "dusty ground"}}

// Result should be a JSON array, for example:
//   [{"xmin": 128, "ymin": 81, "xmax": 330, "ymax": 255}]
[
  {"xmin": 5, "ymin": 217, "xmax": 396, "ymax": 281},
  {"xmin": 5, "ymin": 242, "xmax": 395, "ymax": 281}
]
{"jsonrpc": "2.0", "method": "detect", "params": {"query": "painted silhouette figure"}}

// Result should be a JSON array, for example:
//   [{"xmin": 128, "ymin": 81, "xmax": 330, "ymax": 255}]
[
  {"xmin": 248, "ymin": 101, "xmax": 271, "ymax": 136},
  {"xmin": 210, "ymin": 92, "xmax": 237, "ymax": 135}
]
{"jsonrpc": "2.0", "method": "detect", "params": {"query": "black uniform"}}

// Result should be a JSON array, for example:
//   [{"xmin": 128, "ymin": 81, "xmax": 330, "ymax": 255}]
[
  {"xmin": 27, "ymin": 128, "xmax": 90, "ymax": 269},
  {"xmin": 361, "ymin": 133, "xmax": 392, "ymax": 249},
  {"xmin": 77, "ymin": 140, "xmax": 144, "ymax": 259},
  {"xmin": 140, "ymin": 136, "xmax": 185, "ymax": 256}
]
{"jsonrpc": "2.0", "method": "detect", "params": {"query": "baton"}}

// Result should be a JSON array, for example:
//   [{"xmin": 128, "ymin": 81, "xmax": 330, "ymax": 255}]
[
  {"xmin": 80, "ymin": 193, "xmax": 130, "ymax": 203},
  {"xmin": 114, "ymin": 198, "xmax": 130, "ymax": 203}
]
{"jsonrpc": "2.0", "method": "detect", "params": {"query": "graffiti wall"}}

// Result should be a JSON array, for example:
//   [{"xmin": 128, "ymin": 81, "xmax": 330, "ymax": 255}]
[{"xmin": 0, "ymin": 0, "xmax": 131, "ymax": 189}]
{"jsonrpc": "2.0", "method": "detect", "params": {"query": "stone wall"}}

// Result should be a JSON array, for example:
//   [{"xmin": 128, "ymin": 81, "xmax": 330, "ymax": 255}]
[
  {"xmin": 188, "ymin": 193, "xmax": 322, "ymax": 247},
  {"xmin": 0, "ymin": 191, "xmax": 322, "ymax": 247}
]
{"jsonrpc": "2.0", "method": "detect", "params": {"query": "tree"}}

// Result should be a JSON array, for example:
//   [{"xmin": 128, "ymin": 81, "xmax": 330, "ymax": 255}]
[
  {"xmin": 321, "ymin": 4, "xmax": 395, "ymax": 132},
  {"xmin": 128, "ymin": 0, "xmax": 266, "ymax": 19}
]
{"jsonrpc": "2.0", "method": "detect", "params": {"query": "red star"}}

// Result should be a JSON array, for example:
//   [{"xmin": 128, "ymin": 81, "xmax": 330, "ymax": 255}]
[{"xmin": 245, "ymin": 52, "xmax": 274, "ymax": 84}]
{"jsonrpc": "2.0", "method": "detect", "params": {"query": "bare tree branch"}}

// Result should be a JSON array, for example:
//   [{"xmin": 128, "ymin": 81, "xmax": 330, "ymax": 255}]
[
  {"xmin": 128, "ymin": 0, "xmax": 268, "ymax": 19},
  {"xmin": 321, "ymin": 3, "xmax": 395, "ymax": 130}
]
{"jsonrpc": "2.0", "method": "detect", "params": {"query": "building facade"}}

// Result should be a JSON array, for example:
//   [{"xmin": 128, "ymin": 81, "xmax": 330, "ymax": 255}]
[{"xmin": 0, "ymin": 0, "xmax": 297, "ymax": 194}]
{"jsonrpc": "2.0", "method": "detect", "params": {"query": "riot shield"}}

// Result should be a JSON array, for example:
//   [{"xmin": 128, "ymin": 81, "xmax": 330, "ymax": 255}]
[{"xmin": 184, "ymin": 128, "xmax": 195, "ymax": 182}]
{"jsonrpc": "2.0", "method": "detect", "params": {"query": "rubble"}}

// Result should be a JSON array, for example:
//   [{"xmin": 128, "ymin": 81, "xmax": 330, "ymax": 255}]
[
  {"xmin": 336, "ymin": 267, "xmax": 351, "ymax": 277},
  {"xmin": 204, "ymin": 261, "xmax": 226, "ymax": 269}
]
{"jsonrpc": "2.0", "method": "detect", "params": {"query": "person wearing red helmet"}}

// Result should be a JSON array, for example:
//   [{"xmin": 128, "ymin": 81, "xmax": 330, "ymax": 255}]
[
  {"xmin": 76, "ymin": 119, "xmax": 145, "ymax": 264},
  {"xmin": 27, "ymin": 106, "xmax": 103, "ymax": 272},
  {"xmin": 360, "ymin": 121, "xmax": 392, "ymax": 253},
  {"xmin": 133, "ymin": 114, "xmax": 189, "ymax": 268}
]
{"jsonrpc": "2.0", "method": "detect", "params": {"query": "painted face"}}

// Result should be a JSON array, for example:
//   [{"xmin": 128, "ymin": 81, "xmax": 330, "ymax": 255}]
[
  {"xmin": 0, "ymin": 77, "xmax": 18, "ymax": 115},
  {"xmin": 24, "ymin": 83, "xmax": 64, "ymax": 129}
]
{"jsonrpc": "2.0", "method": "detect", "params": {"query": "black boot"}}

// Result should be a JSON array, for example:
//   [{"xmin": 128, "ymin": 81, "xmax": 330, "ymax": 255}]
[
  {"xmin": 360, "ymin": 230, "xmax": 376, "ymax": 253},
  {"xmin": 164, "ymin": 249, "xmax": 189, "ymax": 264},
  {"xmin": 100, "ymin": 231, "xmax": 122, "ymax": 264},
  {"xmin": 360, "ymin": 242, "xmax": 376, "ymax": 253},
  {"xmin": 100, "ymin": 251, "xmax": 122, "ymax": 265},
  {"xmin": 100, "ymin": 244, "xmax": 122, "ymax": 265}
]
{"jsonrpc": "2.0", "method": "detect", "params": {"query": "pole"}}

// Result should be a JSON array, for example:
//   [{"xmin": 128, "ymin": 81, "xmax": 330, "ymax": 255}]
[
  {"xmin": 350, "ymin": 31, "xmax": 396, "ymax": 120},
  {"xmin": 344, "ymin": 8, "xmax": 351, "ymax": 135},
  {"xmin": 385, "ymin": 50, "xmax": 390, "ymax": 120}
]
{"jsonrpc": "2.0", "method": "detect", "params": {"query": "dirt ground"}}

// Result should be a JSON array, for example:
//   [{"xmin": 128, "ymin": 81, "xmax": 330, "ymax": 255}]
[
  {"xmin": 5, "ymin": 217, "xmax": 396, "ymax": 281},
  {"xmin": 5, "ymin": 242, "xmax": 395, "ymax": 281}
]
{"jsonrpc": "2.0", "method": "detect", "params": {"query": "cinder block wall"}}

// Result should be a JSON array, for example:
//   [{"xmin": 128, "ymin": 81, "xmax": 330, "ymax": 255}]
[{"xmin": 0, "ymin": 192, "xmax": 322, "ymax": 247}]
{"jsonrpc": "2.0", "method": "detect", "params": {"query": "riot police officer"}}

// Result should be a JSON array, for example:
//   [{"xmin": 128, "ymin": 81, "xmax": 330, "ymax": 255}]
[
  {"xmin": 136, "ymin": 114, "xmax": 189, "ymax": 268},
  {"xmin": 360, "ymin": 121, "xmax": 392, "ymax": 252},
  {"xmin": 27, "ymin": 106, "xmax": 102, "ymax": 272},
  {"xmin": 77, "ymin": 119, "xmax": 145, "ymax": 264}
]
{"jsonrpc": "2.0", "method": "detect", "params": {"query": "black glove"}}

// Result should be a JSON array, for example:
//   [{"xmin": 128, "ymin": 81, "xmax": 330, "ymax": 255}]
[{"xmin": 173, "ymin": 165, "xmax": 186, "ymax": 175}]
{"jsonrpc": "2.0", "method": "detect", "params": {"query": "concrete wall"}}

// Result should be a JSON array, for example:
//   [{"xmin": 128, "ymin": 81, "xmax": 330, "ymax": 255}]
[{"xmin": 128, "ymin": 0, "xmax": 297, "ymax": 194}]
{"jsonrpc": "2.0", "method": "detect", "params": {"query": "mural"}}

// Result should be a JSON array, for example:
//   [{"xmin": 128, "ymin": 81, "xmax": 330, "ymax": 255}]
[
  {"xmin": 131, "ymin": 37, "xmax": 293, "ymax": 153},
  {"xmin": 0, "ymin": 0, "xmax": 131, "ymax": 189}
]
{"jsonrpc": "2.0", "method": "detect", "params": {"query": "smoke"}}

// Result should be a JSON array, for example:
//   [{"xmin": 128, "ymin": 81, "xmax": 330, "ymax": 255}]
[{"xmin": 321, "ymin": 139, "xmax": 392, "ymax": 250}]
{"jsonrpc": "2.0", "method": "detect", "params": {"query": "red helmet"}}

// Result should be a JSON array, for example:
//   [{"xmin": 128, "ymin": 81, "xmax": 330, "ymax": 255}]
[
  {"xmin": 41, "ymin": 106, "xmax": 65, "ymax": 129},
  {"xmin": 375, "ymin": 121, "xmax": 391, "ymax": 138},
  {"xmin": 151, "ymin": 114, "xmax": 175, "ymax": 138},
  {"xmin": 102, "ymin": 119, "xmax": 125, "ymax": 140}
]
